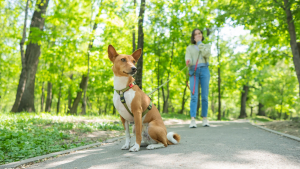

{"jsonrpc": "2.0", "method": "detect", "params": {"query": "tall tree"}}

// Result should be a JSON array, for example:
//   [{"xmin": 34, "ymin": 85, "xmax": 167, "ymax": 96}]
[
  {"xmin": 70, "ymin": 75, "xmax": 88, "ymax": 115},
  {"xmin": 10, "ymin": 0, "xmax": 29, "ymax": 112},
  {"xmin": 239, "ymin": 85, "xmax": 249, "ymax": 118},
  {"xmin": 132, "ymin": 0, "xmax": 136, "ymax": 53},
  {"xmin": 45, "ymin": 81, "xmax": 52, "ymax": 112},
  {"xmin": 11, "ymin": 0, "xmax": 50, "ymax": 112},
  {"xmin": 217, "ymin": 29, "xmax": 222, "ymax": 120},
  {"xmin": 80, "ymin": 1, "xmax": 104, "ymax": 115},
  {"xmin": 135, "ymin": 0, "xmax": 146, "ymax": 89},
  {"xmin": 283, "ymin": 0, "xmax": 300, "ymax": 97},
  {"xmin": 41, "ymin": 81, "xmax": 45, "ymax": 112},
  {"xmin": 217, "ymin": 0, "xmax": 300, "ymax": 96}
]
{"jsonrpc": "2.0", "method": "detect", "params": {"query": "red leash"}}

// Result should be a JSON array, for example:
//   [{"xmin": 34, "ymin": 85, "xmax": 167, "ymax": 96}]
[
  {"xmin": 192, "ymin": 59, "xmax": 198, "ymax": 95},
  {"xmin": 186, "ymin": 59, "xmax": 198, "ymax": 95}
]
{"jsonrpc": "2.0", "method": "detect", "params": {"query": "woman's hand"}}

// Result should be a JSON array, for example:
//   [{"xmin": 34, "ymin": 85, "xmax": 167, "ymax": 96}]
[{"xmin": 186, "ymin": 60, "xmax": 190, "ymax": 66}]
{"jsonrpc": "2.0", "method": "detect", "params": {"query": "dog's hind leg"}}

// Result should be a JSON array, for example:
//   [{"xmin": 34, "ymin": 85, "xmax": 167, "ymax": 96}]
[
  {"xmin": 146, "ymin": 122, "xmax": 168, "ymax": 150},
  {"xmin": 120, "ymin": 116, "xmax": 131, "ymax": 150}
]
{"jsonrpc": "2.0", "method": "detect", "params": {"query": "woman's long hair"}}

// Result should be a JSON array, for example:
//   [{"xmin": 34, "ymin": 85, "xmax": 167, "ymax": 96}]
[{"xmin": 190, "ymin": 29, "xmax": 204, "ymax": 44}]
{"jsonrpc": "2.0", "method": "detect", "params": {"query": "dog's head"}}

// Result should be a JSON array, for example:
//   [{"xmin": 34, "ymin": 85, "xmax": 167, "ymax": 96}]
[{"xmin": 108, "ymin": 45, "xmax": 142, "ymax": 77}]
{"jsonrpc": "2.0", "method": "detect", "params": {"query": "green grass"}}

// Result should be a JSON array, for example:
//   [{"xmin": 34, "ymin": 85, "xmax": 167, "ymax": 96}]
[
  {"xmin": 250, "ymin": 115, "xmax": 274, "ymax": 123},
  {"xmin": 0, "ymin": 111, "xmax": 240, "ymax": 165},
  {"xmin": 0, "ymin": 112, "xmax": 123, "ymax": 165},
  {"xmin": 161, "ymin": 113, "xmax": 190, "ymax": 121},
  {"xmin": 161, "ymin": 112, "xmax": 234, "ymax": 121}
]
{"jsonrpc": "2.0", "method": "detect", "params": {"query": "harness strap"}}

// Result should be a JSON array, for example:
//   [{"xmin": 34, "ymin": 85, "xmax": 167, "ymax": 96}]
[
  {"xmin": 115, "ymin": 81, "xmax": 137, "ymax": 95},
  {"xmin": 120, "ymin": 92, "xmax": 134, "ymax": 117},
  {"xmin": 142, "ymin": 101, "xmax": 152, "ymax": 117},
  {"xmin": 116, "ymin": 81, "xmax": 152, "ymax": 118}
]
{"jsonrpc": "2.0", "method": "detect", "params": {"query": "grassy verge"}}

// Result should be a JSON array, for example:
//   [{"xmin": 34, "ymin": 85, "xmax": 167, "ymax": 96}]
[
  {"xmin": 161, "ymin": 113, "xmax": 190, "ymax": 121},
  {"xmin": 249, "ymin": 115, "xmax": 274, "ymax": 123},
  {"xmin": 0, "ymin": 112, "xmax": 123, "ymax": 165},
  {"xmin": 249, "ymin": 115, "xmax": 300, "ymax": 138},
  {"xmin": 161, "ymin": 112, "xmax": 234, "ymax": 122}
]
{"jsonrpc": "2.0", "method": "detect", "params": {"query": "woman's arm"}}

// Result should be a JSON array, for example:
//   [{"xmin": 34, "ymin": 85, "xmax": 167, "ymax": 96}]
[
  {"xmin": 185, "ymin": 47, "xmax": 192, "ymax": 65},
  {"xmin": 198, "ymin": 43, "xmax": 211, "ymax": 59}
]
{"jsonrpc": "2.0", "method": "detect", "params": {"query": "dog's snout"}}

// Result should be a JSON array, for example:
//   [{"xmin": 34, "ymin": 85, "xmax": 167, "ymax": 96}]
[{"xmin": 131, "ymin": 67, "xmax": 137, "ymax": 72}]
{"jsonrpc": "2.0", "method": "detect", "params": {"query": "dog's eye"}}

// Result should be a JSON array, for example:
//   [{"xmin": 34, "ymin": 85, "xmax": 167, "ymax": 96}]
[
  {"xmin": 133, "ymin": 60, "xmax": 136, "ymax": 64},
  {"xmin": 121, "ymin": 58, "xmax": 126, "ymax": 62}
]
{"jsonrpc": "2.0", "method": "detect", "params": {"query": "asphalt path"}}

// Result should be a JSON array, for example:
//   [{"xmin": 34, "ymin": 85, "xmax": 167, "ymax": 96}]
[{"xmin": 3, "ymin": 121, "xmax": 300, "ymax": 169}]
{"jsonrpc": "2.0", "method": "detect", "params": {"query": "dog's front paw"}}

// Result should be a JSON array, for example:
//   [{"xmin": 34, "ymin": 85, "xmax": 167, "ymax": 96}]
[
  {"xmin": 121, "ymin": 144, "xmax": 130, "ymax": 150},
  {"xmin": 129, "ymin": 142, "xmax": 140, "ymax": 152}
]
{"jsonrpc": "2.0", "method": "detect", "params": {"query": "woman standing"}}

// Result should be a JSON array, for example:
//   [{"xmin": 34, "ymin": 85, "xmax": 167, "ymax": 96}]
[{"xmin": 185, "ymin": 28, "xmax": 211, "ymax": 128}]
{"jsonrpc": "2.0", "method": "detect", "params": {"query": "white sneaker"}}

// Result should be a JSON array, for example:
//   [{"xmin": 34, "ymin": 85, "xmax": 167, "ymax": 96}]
[
  {"xmin": 202, "ymin": 119, "xmax": 210, "ymax": 127},
  {"xmin": 189, "ymin": 119, "xmax": 197, "ymax": 128}
]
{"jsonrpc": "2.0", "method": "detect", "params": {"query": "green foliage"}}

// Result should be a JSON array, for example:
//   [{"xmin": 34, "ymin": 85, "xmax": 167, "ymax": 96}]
[
  {"xmin": 0, "ymin": 112, "xmax": 123, "ymax": 165},
  {"xmin": 1, "ymin": 0, "xmax": 299, "ymax": 122}
]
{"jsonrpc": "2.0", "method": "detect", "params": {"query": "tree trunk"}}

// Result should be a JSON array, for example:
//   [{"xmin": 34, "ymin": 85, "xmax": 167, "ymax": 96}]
[
  {"xmin": 57, "ymin": 82, "xmax": 62, "ymax": 114},
  {"xmin": 257, "ymin": 82, "xmax": 265, "ymax": 116},
  {"xmin": 132, "ymin": 0, "xmax": 136, "ymax": 53},
  {"xmin": 11, "ymin": 0, "xmax": 29, "ymax": 112},
  {"xmin": 258, "ymin": 102, "xmax": 266, "ymax": 116},
  {"xmin": 70, "ymin": 75, "xmax": 88, "ymax": 115},
  {"xmin": 283, "ymin": 0, "xmax": 300, "ymax": 97},
  {"xmin": 14, "ymin": 0, "xmax": 50, "ymax": 112},
  {"xmin": 45, "ymin": 81, "xmax": 52, "ymax": 112},
  {"xmin": 179, "ymin": 85, "xmax": 188, "ymax": 114},
  {"xmin": 81, "ymin": 70, "xmax": 89, "ymax": 115},
  {"xmin": 67, "ymin": 74, "xmax": 73, "ymax": 114},
  {"xmin": 161, "ymin": 79, "xmax": 165, "ymax": 113},
  {"xmin": 135, "ymin": 0, "xmax": 146, "ymax": 89},
  {"xmin": 162, "ymin": 39, "xmax": 174, "ymax": 114},
  {"xmin": 280, "ymin": 83, "xmax": 285, "ymax": 120},
  {"xmin": 104, "ymin": 98, "xmax": 107, "ymax": 115},
  {"xmin": 211, "ymin": 88, "xmax": 215, "ymax": 114},
  {"xmin": 157, "ymin": 40, "xmax": 161, "ymax": 112},
  {"xmin": 239, "ymin": 85, "xmax": 249, "ymax": 118},
  {"xmin": 81, "ymin": 2, "xmax": 104, "ymax": 115},
  {"xmin": 218, "ymin": 65, "xmax": 221, "ymax": 120},
  {"xmin": 113, "ymin": 104, "xmax": 116, "ymax": 115},
  {"xmin": 217, "ymin": 30, "xmax": 221, "ymax": 120},
  {"xmin": 41, "ymin": 81, "xmax": 45, "ymax": 112},
  {"xmin": 98, "ymin": 96, "xmax": 101, "ymax": 115}
]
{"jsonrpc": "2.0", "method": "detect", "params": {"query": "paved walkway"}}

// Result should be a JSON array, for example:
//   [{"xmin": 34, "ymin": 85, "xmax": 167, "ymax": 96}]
[{"xmin": 2, "ymin": 122, "xmax": 300, "ymax": 169}]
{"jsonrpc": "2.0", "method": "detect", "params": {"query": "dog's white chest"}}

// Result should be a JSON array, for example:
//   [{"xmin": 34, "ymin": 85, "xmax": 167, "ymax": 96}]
[{"xmin": 113, "ymin": 89, "xmax": 136, "ymax": 122}]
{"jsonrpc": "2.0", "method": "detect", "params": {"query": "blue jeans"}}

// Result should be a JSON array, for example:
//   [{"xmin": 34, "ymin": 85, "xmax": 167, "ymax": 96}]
[{"xmin": 189, "ymin": 66, "xmax": 210, "ymax": 118}]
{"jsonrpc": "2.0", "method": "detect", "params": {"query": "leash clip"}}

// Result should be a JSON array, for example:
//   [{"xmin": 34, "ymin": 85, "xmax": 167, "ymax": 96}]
[{"xmin": 129, "ymin": 83, "xmax": 134, "ymax": 88}]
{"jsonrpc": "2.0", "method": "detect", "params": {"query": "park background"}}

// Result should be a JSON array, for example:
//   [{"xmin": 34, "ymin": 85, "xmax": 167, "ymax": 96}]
[{"xmin": 1, "ymin": 0, "xmax": 300, "ymax": 165}]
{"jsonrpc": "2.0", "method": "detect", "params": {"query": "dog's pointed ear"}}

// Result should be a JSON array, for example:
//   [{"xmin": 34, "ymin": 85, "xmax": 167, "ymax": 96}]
[
  {"xmin": 132, "ymin": 48, "xmax": 142, "ymax": 61},
  {"xmin": 108, "ymin": 45, "xmax": 119, "ymax": 62}
]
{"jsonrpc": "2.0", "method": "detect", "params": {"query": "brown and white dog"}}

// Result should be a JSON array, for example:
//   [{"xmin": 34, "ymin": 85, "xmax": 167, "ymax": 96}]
[{"xmin": 108, "ymin": 45, "xmax": 181, "ymax": 152}]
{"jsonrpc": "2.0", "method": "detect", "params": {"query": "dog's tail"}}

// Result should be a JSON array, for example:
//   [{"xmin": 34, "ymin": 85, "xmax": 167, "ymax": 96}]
[{"xmin": 167, "ymin": 132, "xmax": 181, "ymax": 145}]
